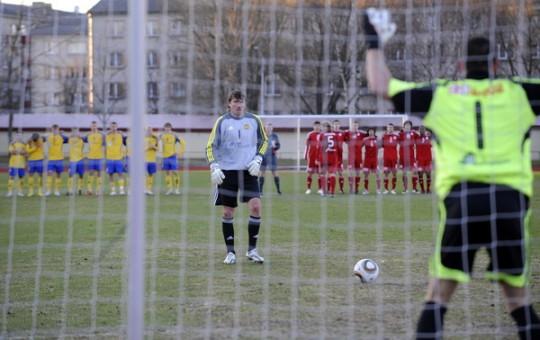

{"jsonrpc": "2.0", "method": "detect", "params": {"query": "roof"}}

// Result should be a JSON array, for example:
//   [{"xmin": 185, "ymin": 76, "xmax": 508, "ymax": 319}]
[
  {"xmin": 89, "ymin": 0, "xmax": 183, "ymax": 15},
  {"xmin": 31, "ymin": 13, "xmax": 87, "ymax": 36}
]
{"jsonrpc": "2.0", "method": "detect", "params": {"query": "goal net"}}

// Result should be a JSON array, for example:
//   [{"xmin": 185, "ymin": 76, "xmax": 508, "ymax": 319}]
[{"xmin": 1, "ymin": 0, "xmax": 539, "ymax": 338}]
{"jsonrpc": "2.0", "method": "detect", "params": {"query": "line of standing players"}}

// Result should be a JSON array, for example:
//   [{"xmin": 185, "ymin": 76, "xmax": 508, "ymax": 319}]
[{"xmin": 305, "ymin": 119, "xmax": 433, "ymax": 196}]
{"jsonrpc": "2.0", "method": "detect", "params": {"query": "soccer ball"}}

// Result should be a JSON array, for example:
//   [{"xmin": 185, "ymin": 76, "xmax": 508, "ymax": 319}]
[{"xmin": 353, "ymin": 259, "xmax": 380, "ymax": 283}]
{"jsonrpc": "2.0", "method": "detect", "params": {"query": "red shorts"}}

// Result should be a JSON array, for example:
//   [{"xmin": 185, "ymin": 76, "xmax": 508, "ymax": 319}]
[
  {"xmin": 306, "ymin": 153, "xmax": 320, "ymax": 172},
  {"xmin": 348, "ymin": 153, "xmax": 362, "ymax": 170},
  {"xmin": 417, "ymin": 158, "xmax": 432, "ymax": 172},
  {"xmin": 363, "ymin": 158, "xmax": 378, "ymax": 171},
  {"xmin": 383, "ymin": 157, "xmax": 397, "ymax": 171},
  {"xmin": 399, "ymin": 157, "xmax": 416, "ymax": 170}
]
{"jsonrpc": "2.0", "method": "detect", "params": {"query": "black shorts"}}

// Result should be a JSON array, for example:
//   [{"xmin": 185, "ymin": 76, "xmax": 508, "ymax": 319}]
[
  {"xmin": 214, "ymin": 170, "xmax": 260, "ymax": 208},
  {"xmin": 432, "ymin": 182, "xmax": 530, "ymax": 287}
]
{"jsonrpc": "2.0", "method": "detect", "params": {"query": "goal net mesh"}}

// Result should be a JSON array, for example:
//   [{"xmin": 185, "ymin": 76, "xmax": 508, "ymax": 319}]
[{"xmin": 1, "ymin": 0, "xmax": 539, "ymax": 338}]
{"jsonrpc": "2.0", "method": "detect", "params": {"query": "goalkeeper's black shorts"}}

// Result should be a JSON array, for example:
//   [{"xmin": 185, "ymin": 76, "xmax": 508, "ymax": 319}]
[
  {"xmin": 214, "ymin": 170, "xmax": 260, "ymax": 208},
  {"xmin": 430, "ymin": 182, "xmax": 530, "ymax": 287}
]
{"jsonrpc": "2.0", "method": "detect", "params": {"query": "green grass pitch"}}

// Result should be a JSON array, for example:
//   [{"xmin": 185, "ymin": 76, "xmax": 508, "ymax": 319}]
[{"xmin": 0, "ymin": 171, "xmax": 538, "ymax": 338}]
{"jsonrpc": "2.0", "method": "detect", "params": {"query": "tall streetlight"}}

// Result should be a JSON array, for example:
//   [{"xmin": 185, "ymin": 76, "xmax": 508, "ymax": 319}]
[{"xmin": 254, "ymin": 46, "xmax": 265, "ymax": 115}]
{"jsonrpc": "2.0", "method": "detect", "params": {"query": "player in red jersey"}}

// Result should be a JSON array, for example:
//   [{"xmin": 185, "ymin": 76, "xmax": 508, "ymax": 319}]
[
  {"xmin": 320, "ymin": 122, "xmax": 339, "ymax": 196},
  {"xmin": 398, "ymin": 120, "xmax": 420, "ymax": 193},
  {"xmin": 332, "ymin": 120, "xmax": 346, "ymax": 194},
  {"xmin": 344, "ymin": 121, "xmax": 367, "ymax": 194},
  {"xmin": 304, "ymin": 121, "xmax": 323, "ymax": 194},
  {"xmin": 416, "ymin": 125, "xmax": 433, "ymax": 194},
  {"xmin": 381, "ymin": 123, "xmax": 399, "ymax": 194},
  {"xmin": 362, "ymin": 127, "xmax": 381, "ymax": 194}
]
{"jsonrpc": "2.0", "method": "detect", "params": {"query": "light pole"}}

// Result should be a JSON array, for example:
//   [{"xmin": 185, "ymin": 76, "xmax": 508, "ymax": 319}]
[{"xmin": 255, "ymin": 47, "xmax": 265, "ymax": 115}]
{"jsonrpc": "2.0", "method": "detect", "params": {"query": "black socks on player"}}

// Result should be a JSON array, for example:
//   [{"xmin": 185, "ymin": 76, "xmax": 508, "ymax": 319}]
[
  {"xmin": 511, "ymin": 304, "xmax": 540, "ymax": 340},
  {"xmin": 259, "ymin": 177, "xmax": 265, "ymax": 193},
  {"xmin": 274, "ymin": 176, "xmax": 281, "ymax": 194},
  {"xmin": 248, "ymin": 215, "xmax": 261, "ymax": 251},
  {"xmin": 222, "ymin": 217, "xmax": 235, "ymax": 253},
  {"xmin": 416, "ymin": 301, "xmax": 447, "ymax": 339}
]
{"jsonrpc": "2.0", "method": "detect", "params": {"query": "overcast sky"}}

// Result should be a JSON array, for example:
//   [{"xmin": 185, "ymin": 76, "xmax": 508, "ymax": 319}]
[{"xmin": 2, "ymin": 0, "xmax": 100, "ymax": 13}]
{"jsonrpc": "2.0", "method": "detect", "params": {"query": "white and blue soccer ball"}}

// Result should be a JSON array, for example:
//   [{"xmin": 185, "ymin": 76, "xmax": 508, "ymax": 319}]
[{"xmin": 353, "ymin": 258, "xmax": 380, "ymax": 283}]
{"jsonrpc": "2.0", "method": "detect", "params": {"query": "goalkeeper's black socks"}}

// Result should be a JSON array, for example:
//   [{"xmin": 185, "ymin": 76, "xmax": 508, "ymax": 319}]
[
  {"xmin": 511, "ymin": 304, "xmax": 540, "ymax": 340},
  {"xmin": 416, "ymin": 301, "xmax": 447, "ymax": 339},
  {"xmin": 222, "ymin": 217, "xmax": 235, "ymax": 253},
  {"xmin": 274, "ymin": 176, "xmax": 281, "ymax": 194},
  {"xmin": 259, "ymin": 176, "xmax": 265, "ymax": 193},
  {"xmin": 248, "ymin": 215, "xmax": 261, "ymax": 251}
]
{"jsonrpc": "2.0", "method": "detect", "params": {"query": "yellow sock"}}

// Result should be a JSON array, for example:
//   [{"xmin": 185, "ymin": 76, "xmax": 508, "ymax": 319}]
[
  {"xmin": 37, "ymin": 177, "xmax": 43, "ymax": 194},
  {"xmin": 55, "ymin": 177, "xmax": 62, "ymax": 192},
  {"xmin": 96, "ymin": 176, "xmax": 103, "ymax": 192},
  {"xmin": 146, "ymin": 175, "xmax": 153, "ymax": 191},
  {"xmin": 47, "ymin": 176, "xmax": 53, "ymax": 192},
  {"xmin": 28, "ymin": 177, "xmax": 34, "ymax": 191},
  {"xmin": 87, "ymin": 175, "xmax": 95, "ymax": 191},
  {"xmin": 17, "ymin": 178, "xmax": 23, "ymax": 192},
  {"xmin": 175, "ymin": 172, "xmax": 181, "ymax": 190},
  {"xmin": 7, "ymin": 178, "xmax": 14, "ymax": 192},
  {"xmin": 165, "ymin": 174, "xmax": 172, "ymax": 190},
  {"xmin": 118, "ymin": 178, "xmax": 125, "ymax": 189},
  {"xmin": 67, "ymin": 177, "xmax": 73, "ymax": 192},
  {"xmin": 77, "ymin": 177, "xmax": 83, "ymax": 191}
]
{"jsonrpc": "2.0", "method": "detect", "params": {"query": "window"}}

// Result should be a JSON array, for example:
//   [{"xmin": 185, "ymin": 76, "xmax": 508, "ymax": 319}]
[
  {"xmin": 497, "ymin": 44, "xmax": 508, "ymax": 60},
  {"xmin": 46, "ymin": 92, "xmax": 62, "ymax": 106},
  {"xmin": 146, "ymin": 21, "xmax": 159, "ymax": 37},
  {"xmin": 265, "ymin": 74, "xmax": 281, "ymax": 97},
  {"xmin": 169, "ymin": 82, "xmax": 186, "ymax": 98},
  {"xmin": 68, "ymin": 42, "xmax": 86, "ymax": 54},
  {"xmin": 110, "ymin": 21, "xmax": 125, "ymax": 37},
  {"xmin": 147, "ymin": 82, "xmax": 159, "ymax": 99},
  {"xmin": 533, "ymin": 45, "xmax": 540, "ymax": 60},
  {"xmin": 169, "ymin": 19, "xmax": 182, "ymax": 36},
  {"xmin": 147, "ymin": 51, "xmax": 159, "ymax": 68},
  {"xmin": 109, "ymin": 52, "xmax": 125, "ymax": 68},
  {"xmin": 168, "ymin": 51, "xmax": 182, "ymax": 67},
  {"xmin": 108, "ymin": 82, "xmax": 126, "ymax": 99}
]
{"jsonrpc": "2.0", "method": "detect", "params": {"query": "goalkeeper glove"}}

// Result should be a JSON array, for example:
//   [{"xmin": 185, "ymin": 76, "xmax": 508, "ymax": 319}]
[
  {"xmin": 247, "ymin": 155, "xmax": 263, "ymax": 176},
  {"xmin": 210, "ymin": 163, "xmax": 225, "ymax": 185},
  {"xmin": 363, "ymin": 8, "xmax": 396, "ymax": 49}
]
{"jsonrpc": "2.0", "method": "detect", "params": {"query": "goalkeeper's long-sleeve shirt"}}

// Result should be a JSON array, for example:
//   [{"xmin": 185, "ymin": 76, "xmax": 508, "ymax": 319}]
[{"xmin": 206, "ymin": 112, "xmax": 268, "ymax": 171}]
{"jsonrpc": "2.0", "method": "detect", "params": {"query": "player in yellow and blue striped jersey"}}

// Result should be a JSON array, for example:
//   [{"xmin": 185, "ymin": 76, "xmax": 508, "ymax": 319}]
[
  {"xmin": 45, "ymin": 124, "xmax": 68, "ymax": 196},
  {"xmin": 6, "ymin": 133, "xmax": 27, "ymax": 197},
  {"xmin": 67, "ymin": 128, "xmax": 85, "ymax": 195}
]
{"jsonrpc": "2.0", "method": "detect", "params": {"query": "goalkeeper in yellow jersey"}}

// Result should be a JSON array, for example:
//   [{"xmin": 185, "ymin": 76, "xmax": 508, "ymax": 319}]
[
  {"xmin": 67, "ymin": 128, "xmax": 85, "ymax": 195},
  {"xmin": 85, "ymin": 121, "xmax": 105, "ymax": 195},
  {"xmin": 45, "ymin": 124, "xmax": 68, "ymax": 196},
  {"xmin": 364, "ymin": 9, "xmax": 540, "ymax": 339},
  {"xmin": 6, "ymin": 133, "xmax": 27, "ymax": 197},
  {"xmin": 144, "ymin": 127, "xmax": 158, "ymax": 195},
  {"xmin": 106, "ymin": 121, "xmax": 127, "ymax": 195},
  {"xmin": 26, "ymin": 133, "xmax": 46, "ymax": 197},
  {"xmin": 160, "ymin": 122, "xmax": 183, "ymax": 195}
]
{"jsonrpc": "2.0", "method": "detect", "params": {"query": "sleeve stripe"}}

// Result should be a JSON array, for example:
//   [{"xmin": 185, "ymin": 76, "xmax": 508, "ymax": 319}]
[
  {"xmin": 255, "ymin": 115, "xmax": 269, "ymax": 156},
  {"xmin": 206, "ymin": 116, "xmax": 223, "ymax": 163}
]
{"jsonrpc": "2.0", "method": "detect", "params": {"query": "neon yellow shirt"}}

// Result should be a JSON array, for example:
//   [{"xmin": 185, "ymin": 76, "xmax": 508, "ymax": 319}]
[
  {"xmin": 9, "ymin": 142, "xmax": 26, "ymax": 168},
  {"xmin": 48, "ymin": 133, "xmax": 67, "ymax": 161},
  {"xmin": 69, "ymin": 136, "xmax": 85, "ymax": 162},
  {"xmin": 161, "ymin": 133, "xmax": 180, "ymax": 158},
  {"xmin": 86, "ymin": 132, "xmax": 104, "ymax": 159},
  {"xmin": 389, "ymin": 77, "xmax": 537, "ymax": 197},
  {"xmin": 27, "ymin": 139, "xmax": 45, "ymax": 161},
  {"xmin": 145, "ymin": 135, "xmax": 159, "ymax": 162},
  {"xmin": 106, "ymin": 132, "xmax": 125, "ymax": 160}
]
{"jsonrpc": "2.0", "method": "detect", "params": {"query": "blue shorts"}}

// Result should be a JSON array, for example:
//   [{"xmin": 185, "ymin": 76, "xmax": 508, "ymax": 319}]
[
  {"xmin": 9, "ymin": 167, "xmax": 25, "ymax": 178},
  {"xmin": 69, "ymin": 161, "xmax": 85, "ymax": 177},
  {"xmin": 87, "ymin": 159, "xmax": 104, "ymax": 172},
  {"xmin": 48, "ymin": 160, "xmax": 64, "ymax": 174},
  {"xmin": 261, "ymin": 154, "xmax": 277, "ymax": 171},
  {"xmin": 28, "ymin": 160, "xmax": 44, "ymax": 174},
  {"xmin": 106, "ymin": 160, "xmax": 124, "ymax": 175},
  {"xmin": 162, "ymin": 156, "xmax": 178, "ymax": 171},
  {"xmin": 146, "ymin": 162, "xmax": 157, "ymax": 175}
]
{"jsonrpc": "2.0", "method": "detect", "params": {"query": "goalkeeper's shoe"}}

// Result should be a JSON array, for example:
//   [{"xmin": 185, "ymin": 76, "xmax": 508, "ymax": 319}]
[
  {"xmin": 305, "ymin": 189, "xmax": 311, "ymax": 195},
  {"xmin": 17, "ymin": 191, "xmax": 24, "ymax": 197},
  {"xmin": 6, "ymin": 191, "xmax": 13, "ymax": 197},
  {"xmin": 223, "ymin": 252, "xmax": 236, "ymax": 265},
  {"xmin": 246, "ymin": 249, "xmax": 264, "ymax": 264}
]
